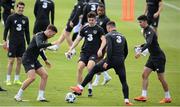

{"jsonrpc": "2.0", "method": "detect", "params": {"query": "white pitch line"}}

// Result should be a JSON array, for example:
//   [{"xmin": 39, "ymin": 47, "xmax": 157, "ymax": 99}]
[{"xmin": 164, "ymin": 2, "xmax": 180, "ymax": 11}]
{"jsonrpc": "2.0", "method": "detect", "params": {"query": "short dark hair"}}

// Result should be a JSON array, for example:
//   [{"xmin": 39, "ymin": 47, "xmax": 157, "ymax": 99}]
[
  {"xmin": 137, "ymin": 15, "xmax": 148, "ymax": 21},
  {"xmin": 98, "ymin": 3, "xmax": 105, "ymax": 9},
  {"xmin": 87, "ymin": 11, "xmax": 97, "ymax": 18},
  {"xmin": 16, "ymin": 1, "xmax": 25, "ymax": 7},
  {"xmin": 47, "ymin": 24, "xmax": 58, "ymax": 33},
  {"xmin": 106, "ymin": 21, "xmax": 116, "ymax": 27}
]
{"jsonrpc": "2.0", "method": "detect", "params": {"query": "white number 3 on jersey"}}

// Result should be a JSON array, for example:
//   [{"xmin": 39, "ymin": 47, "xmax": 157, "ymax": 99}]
[
  {"xmin": 87, "ymin": 34, "xmax": 93, "ymax": 41},
  {"xmin": 116, "ymin": 36, "xmax": 122, "ymax": 43},
  {"xmin": 42, "ymin": 2, "xmax": 48, "ymax": 9},
  {"xmin": 16, "ymin": 24, "xmax": 22, "ymax": 31}
]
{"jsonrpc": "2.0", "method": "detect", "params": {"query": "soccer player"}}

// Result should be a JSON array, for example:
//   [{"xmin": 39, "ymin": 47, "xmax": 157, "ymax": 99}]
[
  {"xmin": 33, "ymin": 0, "xmax": 54, "ymax": 34},
  {"xmin": 134, "ymin": 15, "xmax": 171, "ymax": 103},
  {"xmin": 47, "ymin": 0, "xmax": 86, "ymax": 52},
  {"xmin": 1, "ymin": 0, "xmax": 15, "ymax": 25},
  {"xmin": 144, "ymin": 0, "xmax": 163, "ymax": 33},
  {"xmin": 81, "ymin": 0, "xmax": 100, "ymax": 25},
  {"xmin": 14, "ymin": 24, "xmax": 58, "ymax": 102},
  {"xmin": 3, "ymin": 1, "xmax": 30, "ymax": 86},
  {"xmin": 92, "ymin": 3, "xmax": 111, "ymax": 86},
  {"xmin": 0, "ymin": 86, "xmax": 7, "ymax": 91},
  {"xmin": 70, "ymin": 21, "xmax": 133, "ymax": 106},
  {"xmin": 66, "ymin": 12, "xmax": 106, "ymax": 97}
]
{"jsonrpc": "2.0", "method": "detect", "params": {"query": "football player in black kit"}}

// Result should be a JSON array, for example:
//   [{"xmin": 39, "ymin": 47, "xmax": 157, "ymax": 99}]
[
  {"xmin": 70, "ymin": 21, "xmax": 133, "ymax": 106},
  {"xmin": 3, "ymin": 1, "xmax": 30, "ymax": 86},
  {"xmin": 81, "ymin": 0, "xmax": 100, "ymax": 25},
  {"xmin": 67, "ymin": 12, "xmax": 106, "ymax": 97},
  {"xmin": 33, "ymin": 0, "xmax": 54, "ymax": 34},
  {"xmin": 1, "ymin": 0, "xmax": 15, "ymax": 25},
  {"xmin": 47, "ymin": 0, "xmax": 86, "ymax": 53},
  {"xmin": 14, "ymin": 25, "xmax": 58, "ymax": 102},
  {"xmin": 134, "ymin": 15, "xmax": 172, "ymax": 104},
  {"xmin": 92, "ymin": 3, "xmax": 112, "ymax": 86},
  {"xmin": 144, "ymin": 0, "xmax": 163, "ymax": 33}
]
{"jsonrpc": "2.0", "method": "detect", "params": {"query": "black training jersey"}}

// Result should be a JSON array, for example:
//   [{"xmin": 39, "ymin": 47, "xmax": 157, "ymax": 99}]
[
  {"xmin": 106, "ymin": 30, "xmax": 128, "ymax": 64},
  {"xmin": 79, "ymin": 24, "xmax": 105, "ymax": 54},
  {"xmin": 146, "ymin": 0, "xmax": 161, "ymax": 18},
  {"xmin": 1, "ymin": 0, "xmax": 15, "ymax": 12},
  {"xmin": 82, "ymin": 0, "xmax": 99, "ymax": 25},
  {"xmin": 34, "ymin": 0, "xmax": 54, "ymax": 24},
  {"xmin": 97, "ymin": 15, "xmax": 110, "ymax": 34},
  {"xmin": 23, "ymin": 32, "xmax": 52, "ymax": 62},
  {"xmin": 3, "ymin": 13, "xmax": 30, "ymax": 45},
  {"xmin": 141, "ymin": 26, "xmax": 163, "ymax": 56}
]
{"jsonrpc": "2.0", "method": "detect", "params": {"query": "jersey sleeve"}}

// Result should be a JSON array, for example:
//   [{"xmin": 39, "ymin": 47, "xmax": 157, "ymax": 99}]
[
  {"xmin": 79, "ymin": 27, "xmax": 85, "ymax": 38},
  {"xmin": 40, "ymin": 50, "xmax": 47, "ymax": 61},
  {"xmin": 141, "ymin": 31, "xmax": 154, "ymax": 52},
  {"xmin": 124, "ymin": 37, "xmax": 128, "ymax": 59},
  {"xmin": 106, "ymin": 35, "xmax": 112, "ymax": 64},
  {"xmin": 99, "ymin": 27, "xmax": 105, "ymax": 36},
  {"xmin": 51, "ymin": 1, "xmax": 55, "ymax": 25},
  {"xmin": 3, "ymin": 15, "xmax": 12, "ymax": 41},
  {"xmin": 25, "ymin": 17, "xmax": 30, "ymax": 45},
  {"xmin": 34, "ymin": 0, "xmax": 38, "ymax": 18}
]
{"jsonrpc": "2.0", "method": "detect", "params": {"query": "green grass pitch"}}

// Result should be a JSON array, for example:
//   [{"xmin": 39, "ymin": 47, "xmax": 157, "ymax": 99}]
[{"xmin": 0, "ymin": 0, "xmax": 180, "ymax": 106}]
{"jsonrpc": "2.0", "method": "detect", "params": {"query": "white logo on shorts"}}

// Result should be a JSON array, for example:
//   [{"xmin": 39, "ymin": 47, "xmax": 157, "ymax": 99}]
[{"xmin": 31, "ymin": 64, "xmax": 35, "ymax": 68}]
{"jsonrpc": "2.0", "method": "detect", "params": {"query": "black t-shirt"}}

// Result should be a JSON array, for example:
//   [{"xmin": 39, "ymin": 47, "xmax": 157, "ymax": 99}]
[
  {"xmin": 106, "ymin": 30, "xmax": 128, "ymax": 64},
  {"xmin": 79, "ymin": 24, "xmax": 105, "ymax": 54},
  {"xmin": 141, "ymin": 26, "xmax": 164, "ymax": 56},
  {"xmin": 34, "ymin": 0, "xmax": 54, "ymax": 24},
  {"xmin": 82, "ymin": 0, "xmax": 99, "ymax": 25},
  {"xmin": 3, "ymin": 13, "xmax": 30, "ymax": 45}
]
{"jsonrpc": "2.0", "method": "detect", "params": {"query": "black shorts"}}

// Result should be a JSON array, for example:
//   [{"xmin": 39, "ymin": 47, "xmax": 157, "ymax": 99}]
[
  {"xmin": 79, "ymin": 52, "xmax": 98, "ymax": 66},
  {"xmin": 22, "ymin": 58, "xmax": 42, "ymax": 73},
  {"xmin": 33, "ymin": 20, "xmax": 50, "ymax": 34},
  {"xmin": 8, "ymin": 43, "xmax": 25, "ymax": 57},
  {"xmin": 145, "ymin": 55, "xmax": 166, "ymax": 73},
  {"xmin": 147, "ymin": 16, "xmax": 159, "ymax": 28},
  {"xmin": 65, "ymin": 20, "xmax": 79, "ymax": 32}
]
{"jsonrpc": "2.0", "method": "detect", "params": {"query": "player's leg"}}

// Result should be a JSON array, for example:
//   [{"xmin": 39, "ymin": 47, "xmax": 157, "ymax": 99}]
[
  {"xmin": 77, "ymin": 61, "xmax": 86, "ymax": 84},
  {"xmin": 155, "ymin": 57, "xmax": 171, "ymax": 103},
  {"xmin": 6, "ymin": 57, "xmax": 15, "ymax": 85},
  {"xmin": 86, "ymin": 60, "xmax": 96, "ymax": 96},
  {"xmin": 114, "ymin": 64, "xmax": 132, "ymax": 105},
  {"xmin": 71, "ymin": 59, "xmax": 108, "ymax": 94},
  {"xmin": 14, "ymin": 69, "xmax": 36, "ymax": 101},
  {"xmin": 157, "ymin": 73, "xmax": 172, "ymax": 103},
  {"xmin": 6, "ymin": 44, "xmax": 17, "ymax": 85},
  {"xmin": 134, "ymin": 66, "xmax": 152, "ymax": 101},
  {"xmin": 13, "ymin": 57, "xmax": 22, "ymax": 85},
  {"xmin": 92, "ymin": 73, "xmax": 101, "ymax": 86},
  {"xmin": 101, "ymin": 71, "xmax": 112, "ymax": 85},
  {"xmin": 13, "ymin": 44, "xmax": 26, "ymax": 85},
  {"xmin": 36, "ymin": 66, "xmax": 48, "ymax": 101}
]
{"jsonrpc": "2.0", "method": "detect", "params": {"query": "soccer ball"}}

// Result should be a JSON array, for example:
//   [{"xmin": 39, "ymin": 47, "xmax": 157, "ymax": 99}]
[{"xmin": 65, "ymin": 92, "xmax": 76, "ymax": 103}]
